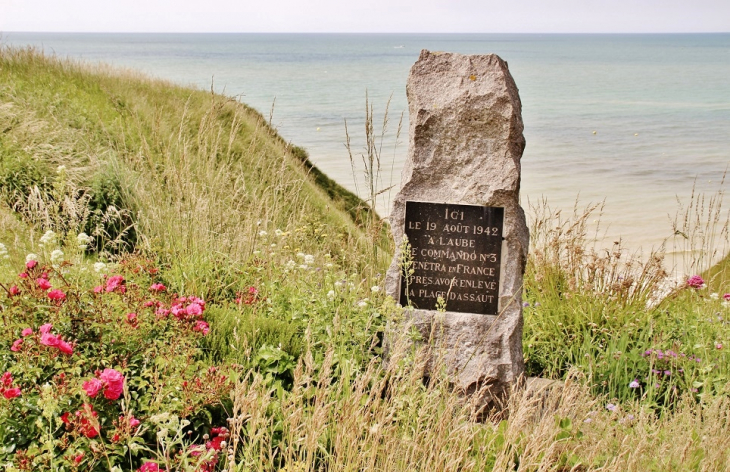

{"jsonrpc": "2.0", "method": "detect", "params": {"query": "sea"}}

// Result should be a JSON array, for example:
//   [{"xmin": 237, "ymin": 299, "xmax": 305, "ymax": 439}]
[{"xmin": 3, "ymin": 33, "xmax": 730, "ymax": 272}]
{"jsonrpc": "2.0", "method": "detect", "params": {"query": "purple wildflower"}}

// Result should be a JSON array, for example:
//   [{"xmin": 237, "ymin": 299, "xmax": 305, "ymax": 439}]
[{"xmin": 687, "ymin": 275, "xmax": 705, "ymax": 289}]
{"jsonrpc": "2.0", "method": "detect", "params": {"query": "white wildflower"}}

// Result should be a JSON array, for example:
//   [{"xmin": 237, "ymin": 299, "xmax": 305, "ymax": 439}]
[
  {"xmin": 77, "ymin": 232, "xmax": 92, "ymax": 249},
  {"xmin": 296, "ymin": 252, "xmax": 305, "ymax": 258},
  {"xmin": 26, "ymin": 253, "xmax": 39, "ymax": 262},
  {"xmin": 371, "ymin": 285, "xmax": 380, "ymax": 293},
  {"xmin": 0, "ymin": 243, "xmax": 8, "ymax": 260},
  {"xmin": 150, "ymin": 412, "xmax": 171, "ymax": 423},
  {"xmin": 275, "ymin": 229, "xmax": 284, "ymax": 237},
  {"xmin": 93, "ymin": 262, "xmax": 107, "ymax": 273},
  {"xmin": 357, "ymin": 300, "xmax": 368, "ymax": 308},
  {"xmin": 710, "ymin": 293, "xmax": 720, "ymax": 300},
  {"xmin": 325, "ymin": 263, "xmax": 333, "ymax": 268},
  {"xmin": 334, "ymin": 280, "xmax": 343, "ymax": 288},
  {"xmin": 39, "ymin": 230, "xmax": 57, "ymax": 247},
  {"xmin": 253, "ymin": 250, "xmax": 261, "ymax": 256},
  {"xmin": 259, "ymin": 230, "xmax": 268, "ymax": 237},
  {"xmin": 285, "ymin": 260, "xmax": 296, "ymax": 270},
  {"xmin": 327, "ymin": 290, "xmax": 335, "ymax": 299},
  {"xmin": 304, "ymin": 254, "xmax": 314, "ymax": 265},
  {"xmin": 299, "ymin": 264, "xmax": 308, "ymax": 270},
  {"xmin": 56, "ymin": 165, "xmax": 67, "ymax": 174},
  {"xmin": 50, "ymin": 249, "xmax": 64, "ymax": 264}
]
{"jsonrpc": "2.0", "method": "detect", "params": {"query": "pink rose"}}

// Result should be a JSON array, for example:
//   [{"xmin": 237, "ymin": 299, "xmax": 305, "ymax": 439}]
[
  {"xmin": 3, "ymin": 387, "xmax": 21, "ymax": 399},
  {"xmin": 10, "ymin": 339, "xmax": 23, "ymax": 352},
  {"xmin": 40, "ymin": 332, "xmax": 60, "ymax": 347},
  {"xmin": 193, "ymin": 320, "xmax": 210, "ymax": 335},
  {"xmin": 123, "ymin": 414, "xmax": 141, "ymax": 428},
  {"xmin": 93, "ymin": 285, "xmax": 103, "ymax": 294},
  {"xmin": 189, "ymin": 296, "xmax": 205, "ymax": 307},
  {"xmin": 155, "ymin": 308, "xmax": 170, "ymax": 318},
  {"xmin": 82, "ymin": 378, "xmax": 104, "ymax": 397},
  {"xmin": 18, "ymin": 272, "xmax": 28, "ymax": 279},
  {"xmin": 207, "ymin": 435, "xmax": 224, "ymax": 451},
  {"xmin": 171, "ymin": 304, "xmax": 185, "ymax": 318},
  {"xmin": 36, "ymin": 278, "xmax": 52, "ymax": 290},
  {"xmin": 8, "ymin": 285, "xmax": 20, "ymax": 296},
  {"xmin": 1, "ymin": 372, "xmax": 13, "ymax": 387},
  {"xmin": 105, "ymin": 275, "xmax": 126, "ymax": 293},
  {"xmin": 48, "ymin": 289, "xmax": 66, "ymax": 302},
  {"xmin": 39, "ymin": 323, "xmax": 53, "ymax": 334},
  {"xmin": 57, "ymin": 339, "xmax": 74, "ymax": 355},
  {"xmin": 138, "ymin": 462, "xmax": 160, "ymax": 472},
  {"xmin": 26, "ymin": 260, "xmax": 38, "ymax": 270},
  {"xmin": 186, "ymin": 302, "xmax": 203, "ymax": 317},
  {"xmin": 21, "ymin": 328, "xmax": 33, "ymax": 337},
  {"xmin": 76, "ymin": 404, "xmax": 100, "ymax": 438},
  {"xmin": 724, "ymin": 293, "xmax": 730, "ymax": 301},
  {"xmin": 149, "ymin": 283, "xmax": 166, "ymax": 292},
  {"xmin": 99, "ymin": 368, "xmax": 125, "ymax": 400}
]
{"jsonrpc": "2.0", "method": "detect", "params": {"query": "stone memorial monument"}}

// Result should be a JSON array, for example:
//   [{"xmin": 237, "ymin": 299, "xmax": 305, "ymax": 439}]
[{"xmin": 385, "ymin": 50, "xmax": 529, "ymax": 403}]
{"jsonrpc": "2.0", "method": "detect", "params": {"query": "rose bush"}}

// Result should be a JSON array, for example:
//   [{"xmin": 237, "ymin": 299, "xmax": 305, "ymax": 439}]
[{"xmin": 0, "ymin": 254, "xmax": 233, "ymax": 471}]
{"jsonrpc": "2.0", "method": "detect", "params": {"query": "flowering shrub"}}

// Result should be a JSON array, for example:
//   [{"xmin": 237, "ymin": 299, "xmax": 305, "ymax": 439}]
[{"xmin": 0, "ymin": 255, "xmax": 233, "ymax": 470}]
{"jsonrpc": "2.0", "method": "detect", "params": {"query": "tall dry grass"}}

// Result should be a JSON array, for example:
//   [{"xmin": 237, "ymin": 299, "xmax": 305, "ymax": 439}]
[
  {"xmin": 670, "ymin": 176, "xmax": 730, "ymax": 282},
  {"xmin": 220, "ymin": 332, "xmax": 730, "ymax": 471},
  {"xmin": 527, "ymin": 198, "xmax": 668, "ymax": 307}
]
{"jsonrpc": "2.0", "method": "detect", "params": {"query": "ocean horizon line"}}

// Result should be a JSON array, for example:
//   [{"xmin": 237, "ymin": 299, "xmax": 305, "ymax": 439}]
[{"xmin": 3, "ymin": 31, "xmax": 729, "ymax": 36}]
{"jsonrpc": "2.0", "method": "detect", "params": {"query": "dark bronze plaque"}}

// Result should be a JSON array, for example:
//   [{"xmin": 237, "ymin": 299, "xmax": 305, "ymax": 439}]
[{"xmin": 399, "ymin": 201, "xmax": 503, "ymax": 315}]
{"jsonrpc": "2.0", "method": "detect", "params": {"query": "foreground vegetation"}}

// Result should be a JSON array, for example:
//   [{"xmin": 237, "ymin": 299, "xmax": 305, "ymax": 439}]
[{"xmin": 1, "ymin": 45, "xmax": 729, "ymax": 471}]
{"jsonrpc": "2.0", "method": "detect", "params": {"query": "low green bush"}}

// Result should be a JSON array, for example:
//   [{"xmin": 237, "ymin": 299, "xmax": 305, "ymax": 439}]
[
  {"xmin": 84, "ymin": 165, "xmax": 138, "ymax": 254},
  {"xmin": 0, "ymin": 141, "xmax": 53, "ymax": 207}
]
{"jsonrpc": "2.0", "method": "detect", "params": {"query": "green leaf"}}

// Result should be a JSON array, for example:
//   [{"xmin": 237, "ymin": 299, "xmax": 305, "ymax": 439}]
[{"xmin": 559, "ymin": 417, "xmax": 572, "ymax": 430}]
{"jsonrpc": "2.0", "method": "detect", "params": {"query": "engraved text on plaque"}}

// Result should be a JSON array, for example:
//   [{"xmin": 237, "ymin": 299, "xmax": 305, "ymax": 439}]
[{"xmin": 400, "ymin": 201, "xmax": 504, "ymax": 315}]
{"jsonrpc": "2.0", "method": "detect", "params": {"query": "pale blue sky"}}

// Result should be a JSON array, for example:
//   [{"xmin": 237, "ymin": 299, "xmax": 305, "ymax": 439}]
[{"xmin": 1, "ymin": 0, "xmax": 728, "ymax": 33}]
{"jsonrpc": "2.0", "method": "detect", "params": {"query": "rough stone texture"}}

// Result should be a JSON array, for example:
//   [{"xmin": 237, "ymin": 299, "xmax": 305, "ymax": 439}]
[{"xmin": 385, "ymin": 50, "xmax": 529, "ymax": 400}]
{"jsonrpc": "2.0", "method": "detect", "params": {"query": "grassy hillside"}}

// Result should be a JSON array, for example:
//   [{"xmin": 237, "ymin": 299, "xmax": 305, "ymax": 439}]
[
  {"xmin": 1, "ymin": 45, "xmax": 730, "ymax": 471},
  {"xmin": 0, "ymin": 46, "xmax": 387, "ymax": 294}
]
